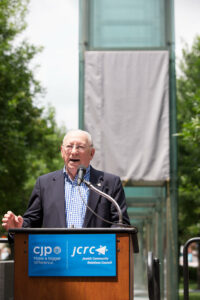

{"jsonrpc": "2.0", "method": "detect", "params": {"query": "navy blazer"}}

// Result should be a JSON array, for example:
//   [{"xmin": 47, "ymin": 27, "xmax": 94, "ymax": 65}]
[{"xmin": 22, "ymin": 166, "xmax": 130, "ymax": 228}]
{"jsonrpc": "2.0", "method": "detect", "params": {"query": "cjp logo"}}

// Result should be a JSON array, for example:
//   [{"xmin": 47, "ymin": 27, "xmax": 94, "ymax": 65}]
[
  {"xmin": 33, "ymin": 246, "xmax": 61, "ymax": 256},
  {"xmin": 71, "ymin": 245, "xmax": 108, "ymax": 257}
]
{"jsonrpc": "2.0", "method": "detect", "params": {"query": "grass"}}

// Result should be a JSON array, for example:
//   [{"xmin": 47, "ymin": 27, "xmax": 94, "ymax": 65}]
[
  {"xmin": 179, "ymin": 292, "xmax": 200, "ymax": 300},
  {"xmin": 179, "ymin": 276, "xmax": 200, "ymax": 299}
]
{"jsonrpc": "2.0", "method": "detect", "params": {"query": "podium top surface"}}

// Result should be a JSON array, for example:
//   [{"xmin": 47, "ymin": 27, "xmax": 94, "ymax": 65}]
[
  {"xmin": 9, "ymin": 227, "xmax": 137, "ymax": 234},
  {"xmin": 9, "ymin": 227, "xmax": 139, "ymax": 253}
]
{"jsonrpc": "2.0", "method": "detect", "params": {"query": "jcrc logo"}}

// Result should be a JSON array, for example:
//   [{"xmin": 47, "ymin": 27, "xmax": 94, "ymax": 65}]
[
  {"xmin": 71, "ymin": 245, "xmax": 108, "ymax": 257},
  {"xmin": 33, "ymin": 246, "xmax": 61, "ymax": 256}
]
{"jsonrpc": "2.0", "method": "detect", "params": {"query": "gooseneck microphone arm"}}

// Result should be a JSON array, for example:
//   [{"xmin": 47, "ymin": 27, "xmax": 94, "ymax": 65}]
[{"xmin": 82, "ymin": 179, "xmax": 123, "ymax": 225}]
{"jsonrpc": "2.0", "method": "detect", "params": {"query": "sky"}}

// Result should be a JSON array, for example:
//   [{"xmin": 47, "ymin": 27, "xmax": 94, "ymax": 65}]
[
  {"xmin": 22, "ymin": 0, "xmax": 200, "ymax": 130},
  {"xmin": 23, "ymin": 0, "xmax": 79, "ymax": 130},
  {"xmin": 175, "ymin": 0, "xmax": 200, "ymax": 60}
]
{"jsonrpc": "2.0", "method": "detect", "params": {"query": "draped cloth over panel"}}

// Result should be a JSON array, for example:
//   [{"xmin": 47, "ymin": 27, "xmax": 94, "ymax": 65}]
[{"xmin": 84, "ymin": 51, "xmax": 169, "ymax": 184}]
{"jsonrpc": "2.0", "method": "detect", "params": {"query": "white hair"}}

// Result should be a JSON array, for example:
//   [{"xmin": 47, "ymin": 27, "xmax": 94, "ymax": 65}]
[{"xmin": 62, "ymin": 129, "xmax": 93, "ymax": 146}]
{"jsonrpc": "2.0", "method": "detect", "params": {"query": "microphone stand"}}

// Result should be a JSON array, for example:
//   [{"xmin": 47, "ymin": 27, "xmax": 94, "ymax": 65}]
[{"xmin": 82, "ymin": 179, "xmax": 123, "ymax": 225}]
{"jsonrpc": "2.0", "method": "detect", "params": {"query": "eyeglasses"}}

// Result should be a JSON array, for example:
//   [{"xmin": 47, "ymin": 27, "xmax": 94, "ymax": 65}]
[{"xmin": 63, "ymin": 144, "xmax": 93, "ymax": 152}]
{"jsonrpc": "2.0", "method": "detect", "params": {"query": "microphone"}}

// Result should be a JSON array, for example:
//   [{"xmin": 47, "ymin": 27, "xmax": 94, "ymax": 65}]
[
  {"xmin": 77, "ymin": 165, "xmax": 126, "ymax": 226},
  {"xmin": 81, "ymin": 179, "xmax": 123, "ymax": 225},
  {"xmin": 77, "ymin": 165, "xmax": 87, "ymax": 186}
]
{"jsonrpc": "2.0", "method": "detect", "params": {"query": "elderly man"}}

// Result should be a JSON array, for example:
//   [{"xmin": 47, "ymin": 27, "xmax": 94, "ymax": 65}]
[{"xmin": 2, "ymin": 130, "xmax": 130, "ymax": 230}]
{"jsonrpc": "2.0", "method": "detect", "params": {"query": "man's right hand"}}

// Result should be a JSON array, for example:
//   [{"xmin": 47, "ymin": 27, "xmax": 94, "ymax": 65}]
[{"xmin": 2, "ymin": 211, "xmax": 23, "ymax": 231}]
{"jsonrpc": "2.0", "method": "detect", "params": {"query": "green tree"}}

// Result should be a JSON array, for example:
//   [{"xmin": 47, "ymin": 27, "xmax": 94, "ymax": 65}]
[
  {"xmin": 177, "ymin": 36, "xmax": 200, "ymax": 288},
  {"xmin": 0, "ymin": 0, "xmax": 65, "ymax": 231},
  {"xmin": 177, "ymin": 36, "xmax": 200, "ymax": 243}
]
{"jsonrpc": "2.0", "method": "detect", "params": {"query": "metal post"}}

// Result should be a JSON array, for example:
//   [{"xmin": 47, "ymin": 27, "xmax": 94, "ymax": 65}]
[{"xmin": 183, "ymin": 237, "xmax": 200, "ymax": 300}]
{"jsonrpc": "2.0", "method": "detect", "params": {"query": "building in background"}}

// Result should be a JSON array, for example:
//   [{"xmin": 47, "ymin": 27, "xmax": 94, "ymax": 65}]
[{"xmin": 79, "ymin": 0, "xmax": 177, "ymax": 299}]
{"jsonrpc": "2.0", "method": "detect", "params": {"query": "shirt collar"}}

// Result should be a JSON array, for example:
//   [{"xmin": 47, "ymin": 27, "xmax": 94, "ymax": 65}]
[{"xmin": 63, "ymin": 165, "xmax": 90, "ymax": 183}]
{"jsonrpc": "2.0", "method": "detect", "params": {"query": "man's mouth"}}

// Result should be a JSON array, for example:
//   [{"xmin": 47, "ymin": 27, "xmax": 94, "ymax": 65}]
[{"xmin": 69, "ymin": 159, "xmax": 80, "ymax": 163}]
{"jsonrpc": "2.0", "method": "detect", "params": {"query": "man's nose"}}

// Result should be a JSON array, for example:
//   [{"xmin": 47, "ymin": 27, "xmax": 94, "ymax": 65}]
[{"xmin": 71, "ymin": 145, "xmax": 78, "ymax": 153}]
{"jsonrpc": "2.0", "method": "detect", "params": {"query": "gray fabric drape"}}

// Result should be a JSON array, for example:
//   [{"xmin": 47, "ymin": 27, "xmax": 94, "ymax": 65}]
[{"xmin": 84, "ymin": 51, "xmax": 169, "ymax": 184}]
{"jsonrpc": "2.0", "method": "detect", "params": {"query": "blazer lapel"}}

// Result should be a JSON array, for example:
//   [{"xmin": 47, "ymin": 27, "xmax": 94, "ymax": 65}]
[
  {"xmin": 83, "ymin": 166, "xmax": 104, "ymax": 227},
  {"xmin": 51, "ymin": 170, "xmax": 66, "ymax": 227}
]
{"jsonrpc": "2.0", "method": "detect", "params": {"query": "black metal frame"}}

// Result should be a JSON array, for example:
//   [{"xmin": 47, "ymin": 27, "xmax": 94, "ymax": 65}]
[
  {"xmin": 147, "ymin": 251, "xmax": 161, "ymax": 300},
  {"xmin": 0, "ymin": 238, "xmax": 8, "ymax": 244},
  {"xmin": 183, "ymin": 237, "xmax": 200, "ymax": 300}
]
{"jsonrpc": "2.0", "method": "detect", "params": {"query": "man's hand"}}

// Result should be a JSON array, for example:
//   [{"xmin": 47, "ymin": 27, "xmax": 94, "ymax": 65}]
[{"xmin": 2, "ymin": 211, "xmax": 23, "ymax": 231}]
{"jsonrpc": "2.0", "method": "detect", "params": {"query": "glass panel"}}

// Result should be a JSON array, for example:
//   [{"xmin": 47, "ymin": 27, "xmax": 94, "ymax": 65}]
[
  {"xmin": 125, "ymin": 187, "xmax": 166, "ymax": 299},
  {"xmin": 89, "ymin": 0, "xmax": 166, "ymax": 48}
]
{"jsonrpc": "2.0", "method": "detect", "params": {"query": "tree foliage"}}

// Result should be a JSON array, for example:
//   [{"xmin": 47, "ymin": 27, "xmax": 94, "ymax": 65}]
[
  {"xmin": 177, "ymin": 36, "xmax": 200, "ymax": 243},
  {"xmin": 0, "ymin": 0, "xmax": 65, "ymax": 230}
]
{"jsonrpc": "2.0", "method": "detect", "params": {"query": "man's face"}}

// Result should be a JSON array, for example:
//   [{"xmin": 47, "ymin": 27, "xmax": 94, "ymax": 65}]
[{"xmin": 61, "ymin": 132, "xmax": 95, "ymax": 179}]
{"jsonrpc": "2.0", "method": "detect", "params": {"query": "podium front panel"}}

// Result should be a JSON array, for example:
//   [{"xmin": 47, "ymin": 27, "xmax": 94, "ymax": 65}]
[{"xmin": 12, "ymin": 229, "xmax": 136, "ymax": 300}]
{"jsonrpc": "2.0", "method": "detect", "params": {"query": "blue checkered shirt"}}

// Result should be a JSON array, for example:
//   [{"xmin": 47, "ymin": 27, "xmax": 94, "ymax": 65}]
[{"xmin": 63, "ymin": 166, "xmax": 90, "ymax": 228}]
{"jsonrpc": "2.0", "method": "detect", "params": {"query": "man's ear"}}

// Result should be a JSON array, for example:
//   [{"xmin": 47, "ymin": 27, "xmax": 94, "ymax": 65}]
[{"xmin": 90, "ymin": 148, "xmax": 95, "ymax": 160}]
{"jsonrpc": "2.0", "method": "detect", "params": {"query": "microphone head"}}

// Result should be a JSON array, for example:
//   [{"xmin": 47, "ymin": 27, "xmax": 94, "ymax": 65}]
[
  {"xmin": 77, "ymin": 165, "xmax": 87, "ymax": 173},
  {"xmin": 77, "ymin": 165, "xmax": 87, "ymax": 185}
]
